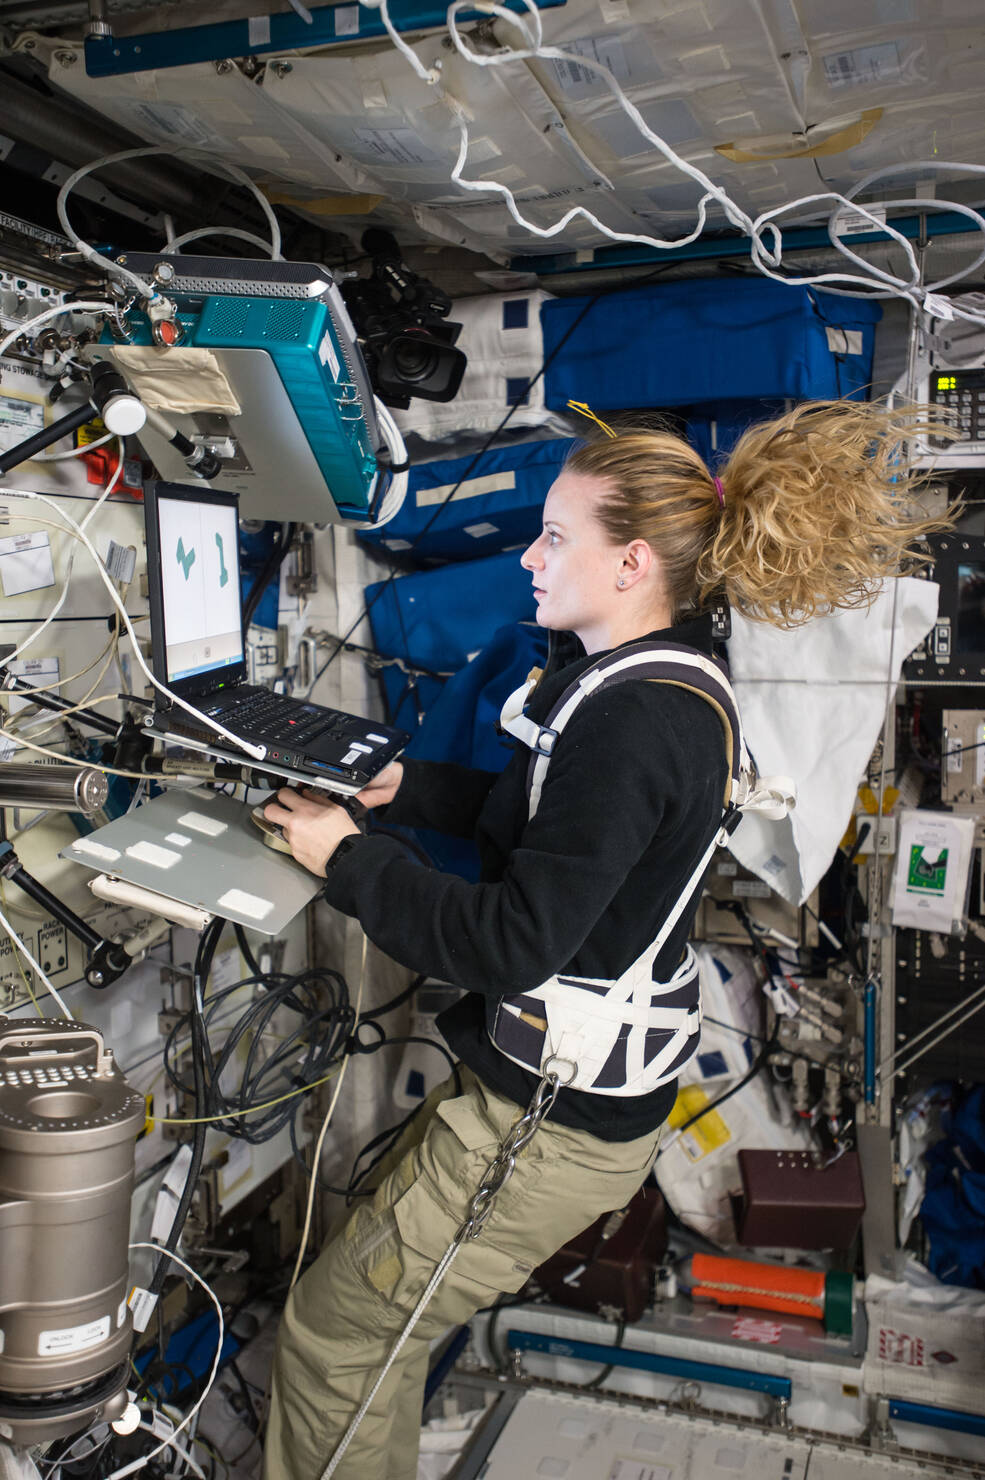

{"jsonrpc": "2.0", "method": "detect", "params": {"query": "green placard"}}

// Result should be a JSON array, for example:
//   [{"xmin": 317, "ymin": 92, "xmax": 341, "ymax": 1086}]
[{"xmin": 907, "ymin": 844, "xmax": 948, "ymax": 893}]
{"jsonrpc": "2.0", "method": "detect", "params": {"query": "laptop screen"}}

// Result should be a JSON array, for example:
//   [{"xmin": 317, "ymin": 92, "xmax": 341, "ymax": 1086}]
[{"xmin": 144, "ymin": 482, "xmax": 246, "ymax": 692}]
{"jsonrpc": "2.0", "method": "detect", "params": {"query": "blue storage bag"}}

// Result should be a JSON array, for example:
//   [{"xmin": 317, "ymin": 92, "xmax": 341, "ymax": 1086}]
[
  {"xmin": 378, "ymin": 665, "xmax": 447, "ymax": 736},
  {"xmin": 365, "ymin": 548, "xmax": 537, "ymax": 673},
  {"xmin": 542, "ymin": 279, "xmax": 880, "ymax": 412},
  {"xmin": 686, "ymin": 399, "xmax": 789, "ymax": 466},
  {"xmin": 377, "ymin": 622, "xmax": 549, "ymax": 880},
  {"xmin": 919, "ymin": 1083, "xmax": 985, "ymax": 1289},
  {"xmin": 360, "ymin": 437, "xmax": 576, "ymax": 563}
]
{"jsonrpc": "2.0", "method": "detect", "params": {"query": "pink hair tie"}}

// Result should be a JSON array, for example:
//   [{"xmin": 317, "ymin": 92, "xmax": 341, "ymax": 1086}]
[{"xmin": 713, "ymin": 476, "xmax": 725, "ymax": 510}]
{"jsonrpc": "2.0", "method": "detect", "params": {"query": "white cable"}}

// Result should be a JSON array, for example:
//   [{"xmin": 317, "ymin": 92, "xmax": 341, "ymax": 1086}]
[
  {"xmin": 32, "ymin": 431, "xmax": 114, "ymax": 461},
  {"xmin": 434, "ymin": 0, "xmax": 985, "ymax": 322},
  {"xmin": 362, "ymin": 397, "xmax": 409, "ymax": 528},
  {"xmin": 286, "ymin": 0, "xmax": 314, "ymax": 21},
  {"xmin": 134, "ymin": 1424, "xmax": 206, "ymax": 1480},
  {"xmin": 104, "ymin": 1244, "xmax": 223, "ymax": 1480},
  {"xmin": 0, "ymin": 301, "xmax": 117, "ymax": 366},
  {"xmin": 0, "ymin": 903, "xmax": 73, "ymax": 1019},
  {"xmin": 57, "ymin": 145, "xmax": 282, "ymax": 289},
  {"xmin": 359, "ymin": 0, "xmax": 442, "ymax": 84},
  {"xmin": 1, "ymin": 444, "xmax": 125, "ymax": 666},
  {"xmin": 289, "ymin": 933, "xmax": 368, "ymax": 1291},
  {"xmin": 163, "ymin": 226, "xmax": 283, "ymax": 259},
  {"xmin": 0, "ymin": 485, "xmax": 266, "ymax": 761}
]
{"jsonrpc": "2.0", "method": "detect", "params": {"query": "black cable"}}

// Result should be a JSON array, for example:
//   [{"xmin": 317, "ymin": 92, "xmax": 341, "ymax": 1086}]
[
  {"xmin": 657, "ymin": 1040, "xmax": 773, "ymax": 1149},
  {"xmin": 361, "ymin": 971, "xmax": 426, "ymax": 1021},
  {"xmin": 580, "ymin": 1316, "xmax": 626, "ymax": 1389},
  {"xmin": 241, "ymin": 522, "xmax": 296, "ymax": 634},
  {"xmin": 233, "ymin": 922, "xmax": 263, "ymax": 979},
  {"xmin": 161, "ymin": 960, "xmax": 354, "ymax": 1146},
  {"xmin": 146, "ymin": 916, "xmax": 223, "ymax": 1299},
  {"xmin": 359, "ymin": 1032, "xmax": 460, "ymax": 1083}
]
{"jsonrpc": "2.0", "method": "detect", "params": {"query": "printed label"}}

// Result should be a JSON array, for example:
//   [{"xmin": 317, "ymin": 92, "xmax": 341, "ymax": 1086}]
[
  {"xmin": 38, "ymin": 1316, "xmax": 110, "ymax": 1356},
  {"xmin": 318, "ymin": 330, "xmax": 341, "ymax": 381},
  {"xmin": 247, "ymin": 15, "xmax": 271, "ymax": 47},
  {"xmin": 878, "ymin": 1326, "xmax": 926, "ymax": 1367},
  {"xmin": 669, "ymin": 1087, "xmax": 731, "ymax": 1162},
  {"xmin": 334, "ymin": 5, "xmax": 360, "ymax": 35},
  {"xmin": 732, "ymin": 879, "xmax": 770, "ymax": 898},
  {"xmin": 546, "ymin": 35, "xmax": 633, "ymax": 97},
  {"xmin": 832, "ymin": 205, "xmax": 887, "ymax": 238},
  {"xmin": 732, "ymin": 1316, "xmax": 783, "ymax": 1344},
  {"xmin": 350, "ymin": 127, "xmax": 439, "ymax": 167},
  {"xmin": 0, "ymin": 393, "xmax": 44, "ymax": 456},
  {"xmin": 823, "ymin": 42, "xmax": 903, "ymax": 89},
  {"xmin": 105, "ymin": 539, "xmax": 137, "ymax": 584},
  {"xmin": 128, "ymin": 1286, "xmax": 157, "ymax": 1334}
]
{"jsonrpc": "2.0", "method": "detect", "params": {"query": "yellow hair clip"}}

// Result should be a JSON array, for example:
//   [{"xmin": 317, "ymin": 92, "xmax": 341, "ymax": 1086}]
[{"xmin": 566, "ymin": 399, "xmax": 618, "ymax": 439}]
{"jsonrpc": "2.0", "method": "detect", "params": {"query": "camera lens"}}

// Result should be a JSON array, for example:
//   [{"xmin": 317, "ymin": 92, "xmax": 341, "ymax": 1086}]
[{"xmin": 391, "ymin": 333, "xmax": 439, "ymax": 383}]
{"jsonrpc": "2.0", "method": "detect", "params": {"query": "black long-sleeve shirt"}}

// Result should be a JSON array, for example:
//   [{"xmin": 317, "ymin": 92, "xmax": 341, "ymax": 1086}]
[{"xmin": 322, "ymin": 613, "xmax": 727, "ymax": 1140}]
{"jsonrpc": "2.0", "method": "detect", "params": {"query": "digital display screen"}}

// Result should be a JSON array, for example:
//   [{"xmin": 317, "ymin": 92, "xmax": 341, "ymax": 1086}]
[
  {"xmin": 156, "ymin": 494, "xmax": 244, "ymax": 682},
  {"xmin": 956, "ymin": 562, "xmax": 985, "ymax": 654},
  {"xmin": 937, "ymin": 375, "xmax": 958, "ymax": 391}
]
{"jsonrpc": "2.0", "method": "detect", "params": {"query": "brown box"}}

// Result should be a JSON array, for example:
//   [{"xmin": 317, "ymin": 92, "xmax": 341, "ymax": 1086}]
[
  {"xmin": 534, "ymin": 1185, "xmax": 667, "ymax": 1321},
  {"xmin": 734, "ymin": 1149, "xmax": 865, "ymax": 1250}
]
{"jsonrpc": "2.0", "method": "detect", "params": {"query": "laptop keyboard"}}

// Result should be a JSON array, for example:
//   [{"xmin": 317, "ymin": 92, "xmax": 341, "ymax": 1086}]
[{"xmin": 208, "ymin": 691, "xmax": 349, "ymax": 747}]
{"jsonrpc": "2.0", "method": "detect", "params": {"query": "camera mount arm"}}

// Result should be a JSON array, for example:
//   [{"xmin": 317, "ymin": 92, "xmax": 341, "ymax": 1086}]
[{"xmin": 0, "ymin": 839, "xmax": 133, "ymax": 988}]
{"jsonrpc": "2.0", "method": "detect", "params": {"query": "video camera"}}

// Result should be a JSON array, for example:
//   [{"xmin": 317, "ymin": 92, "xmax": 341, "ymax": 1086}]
[{"xmin": 341, "ymin": 228, "xmax": 467, "ymax": 409}]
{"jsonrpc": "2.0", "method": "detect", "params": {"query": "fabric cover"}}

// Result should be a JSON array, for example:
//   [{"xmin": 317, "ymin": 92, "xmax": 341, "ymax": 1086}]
[
  {"xmin": 726, "ymin": 578, "xmax": 939, "ymax": 904},
  {"xmin": 365, "ymin": 549, "xmax": 536, "ymax": 673},
  {"xmin": 380, "ymin": 622, "xmax": 549, "ymax": 881},
  {"xmin": 542, "ymin": 280, "xmax": 881, "ymax": 411},
  {"xmin": 391, "ymin": 291, "xmax": 556, "ymax": 442},
  {"xmin": 359, "ymin": 437, "xmax": 576, "ymax": 562}
]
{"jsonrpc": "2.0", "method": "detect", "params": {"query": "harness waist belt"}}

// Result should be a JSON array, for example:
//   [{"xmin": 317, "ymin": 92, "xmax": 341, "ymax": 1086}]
[{"xmin": 488, "ymin": 945, "xmax": 701, "ymax": 1096}]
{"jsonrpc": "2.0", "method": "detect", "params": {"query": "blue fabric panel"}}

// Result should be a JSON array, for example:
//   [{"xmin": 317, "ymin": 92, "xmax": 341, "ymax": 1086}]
[
  {"xmin": 542, "ymin": 280, "xmax": 881, "ymax": 411},
  {"xmin": 406, "ymin": 621, "xmax": 548, "ymax": 771},
  {"xmin": 378, "ymin": 665, "xmax": 446, "ymax": 735},
  {"xmin": 366, "ymin": 549, "xmax": 537, "ymax": 672},
  {"xmin": 919, "ymin": 1084, "xmax": 985, "ymax": 1289},
  {"xmin": 360, "ymin": 437, "xmax": 576, "ymax": 563},
  {"xmin": 686, "ymin": 400, "xmax": 787, "ymax": 465},
  {"xmin": 386, "ymin": 622, "xmax": 549, "ymax": 880}
]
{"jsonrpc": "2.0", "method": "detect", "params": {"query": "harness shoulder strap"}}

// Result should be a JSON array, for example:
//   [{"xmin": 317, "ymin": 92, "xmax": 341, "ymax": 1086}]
[{"xmin": 499, "ymin": 640, "xmax": 744, "ymax": 822}]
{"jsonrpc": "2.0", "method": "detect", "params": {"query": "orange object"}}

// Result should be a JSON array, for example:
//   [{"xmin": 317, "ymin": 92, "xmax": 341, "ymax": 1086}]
[
  {"xmin": 688, "ymin": 1252, "xmax": 825, "ymax": 1321},
  {"xmin": 82, "ymin": 444, "xmax": 143, "ymax": 499}
]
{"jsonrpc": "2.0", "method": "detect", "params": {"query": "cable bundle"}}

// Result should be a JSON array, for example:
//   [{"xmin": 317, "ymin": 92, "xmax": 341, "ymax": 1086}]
[{"xmin": 162, "ymin": 922, "xmax": 355, "ymax": 1148}]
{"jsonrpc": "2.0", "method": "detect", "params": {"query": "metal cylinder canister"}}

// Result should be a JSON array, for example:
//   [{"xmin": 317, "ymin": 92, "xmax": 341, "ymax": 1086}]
[
  {"xmin": 0, "ymin": 766, "xmax": 108, "ymax": 817},
  {"xmin": 0, "ymin": 1017, "xmax": 146, "ymax": 1446}
]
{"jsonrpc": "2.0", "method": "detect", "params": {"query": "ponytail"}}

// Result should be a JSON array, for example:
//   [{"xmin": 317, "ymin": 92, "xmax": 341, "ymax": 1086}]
[{"xmin": 565, "ymin": 401, "xmax": 951, "ymax": 629}]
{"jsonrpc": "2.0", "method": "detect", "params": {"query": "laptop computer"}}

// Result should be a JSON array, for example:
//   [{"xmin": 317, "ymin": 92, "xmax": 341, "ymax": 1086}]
[{"xmin": 142, "ymin": 480, "xmax": 409, "ymax": 791}]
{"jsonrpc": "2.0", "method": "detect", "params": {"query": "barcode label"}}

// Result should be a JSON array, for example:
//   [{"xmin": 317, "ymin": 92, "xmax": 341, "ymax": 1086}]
[
  {"xmin": 823, "ymin": 42, "xmax": 903, "ymax": 89},
  {"xmin": 832, "ymin": 205, "xmax": 887, "ymax": 238},
  {"xmin": 105, "ymin": 539, "xmax": 136, "ymax": 584}
]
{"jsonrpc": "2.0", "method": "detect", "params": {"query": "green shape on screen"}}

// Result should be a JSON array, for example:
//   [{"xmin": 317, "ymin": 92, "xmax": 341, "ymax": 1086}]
[
  {"xmin": 176, "ymin": 537, "xmax": 196, "ymax": 581},
  {"xmin": 215, "ymin": 531, "xmax": 229, "ymax": 588}
]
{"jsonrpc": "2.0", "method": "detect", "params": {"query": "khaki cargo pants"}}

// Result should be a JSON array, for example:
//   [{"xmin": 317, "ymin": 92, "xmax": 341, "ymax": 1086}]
[{"xmin": 262, "ymin": 1066, "xmax": 662, "ymax": 1480}]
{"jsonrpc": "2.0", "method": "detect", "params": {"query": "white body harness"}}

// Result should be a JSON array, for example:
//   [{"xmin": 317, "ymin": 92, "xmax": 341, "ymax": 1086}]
[{"xmin": 491, "ymin": 639, "xmax": 795, "ymax": 1096}]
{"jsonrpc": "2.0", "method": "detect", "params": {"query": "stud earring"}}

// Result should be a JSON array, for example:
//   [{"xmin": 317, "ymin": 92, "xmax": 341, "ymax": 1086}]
[{"xmin": 617, "ymin": 577, "xmax": 625, "ymax": 588}]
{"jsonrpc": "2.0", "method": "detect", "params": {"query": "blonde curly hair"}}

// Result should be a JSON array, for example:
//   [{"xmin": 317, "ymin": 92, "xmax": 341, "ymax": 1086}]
[{"xmin": 565, "ymin": 401, "xmax": 952, "ymax": 629}]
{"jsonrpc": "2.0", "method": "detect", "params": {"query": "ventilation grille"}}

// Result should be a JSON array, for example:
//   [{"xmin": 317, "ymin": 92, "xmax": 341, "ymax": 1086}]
[
  {"xmin": 264, "ymin": 300, "xmax": 307, "ymax": 341},
  {"xmin": 206, "ymin": 297, "xmax": 251, "ymax": 338}
]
